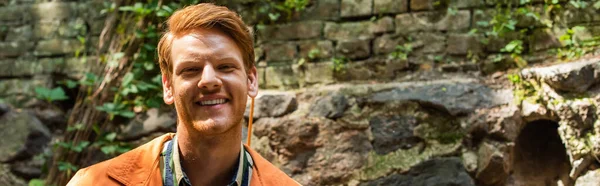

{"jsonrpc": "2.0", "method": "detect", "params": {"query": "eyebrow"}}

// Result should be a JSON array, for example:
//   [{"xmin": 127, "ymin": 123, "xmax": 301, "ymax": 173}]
[{"xmin": 174, "ymin": 55, "xmax": 241, "ymax": 72}]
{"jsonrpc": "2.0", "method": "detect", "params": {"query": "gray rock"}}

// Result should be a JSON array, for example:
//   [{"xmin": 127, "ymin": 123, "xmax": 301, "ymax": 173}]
[
  {"xmin": 0, "ymin": 42, "xmax": 34, "ymax": 58},
  {"xmin": 119, "ymin": 108, "xmax": 176, "ymax": 140},
  {"xmin": 575, "ymin": 169, "xmax": 600, "ymax": 186},
  {"xmin": 5, "ymin": 25, "xmax": 33, "ymax": 42},
  {"xmin": 264, "ymin": 65, "xmax": 298, "ymax": 89},
  {"xmin": 336, "ymin": 39, "xmax": 371, "ymax": 59},
  {"xmin": 0, "ymin": 5, "xmax": 31, "ymax": 22},
  {"xmin": 369, "ymin": 115, "xmax": 420, "ymax": 154},
  {"xmin": 244, "ymin": 92, "xmax": 298, "ymax": 119},
  {"xmin": 359, "ymin": 157, "xmax": 475, "ymax": 186},
  {"xmin": 0, "ymin": 111, "xmax": 51, "ymax": 162},
  {"xmin": 341, "ymin": 0, "xmax": 372, "ymax": 18},
  {"xmin": 529, "ymin": 28, "xmax": 562, "ymax": 51},
  {"xmin": 410, "ymin": 32, "xmax": 446, "ymax": 54},
  {"xmin": 309, "ymin": 93, "xmax": 348, "ymax": 119},
  {"xmin": 395, "ymin": 10, "xmax": 470, "ymax": 34},
  {"xmin": 0, "ymin": 104, "xmax": 9, "ymax": 116},
  {"xmin": 34, "ymin": 39, "xmax": 82, "ymax": 56},
  {"xmin": 467, "ymin": 105, "xmax": 523, "ymax": 141},
  {"xmin": 476, "ymin": 139, "xmax": 512, "ymax": 186},
  {"xmin": 34, "ymin": 107, "xmax": 66, "ymax": 131},
  {"xmin": 10, "ymin": 156, "xmax": 44, "ymax": 179},
  {"xmin": 302, "ymin": 62, "xmax": 335, "ymax": 85},
  {"xmin": 31, "ymin": 2, "xmax": 75, "ymax": 21},
  {"xmin": 370, "ymin": 79, "xmax": 507, "ymax": 116},
  {"xmin": 521, "ymin": 58, "xmax": 600, "ymax": 93},
  {"xmin": 373, "ymin": 34, "xmax": 405, "ymax": 55},
  {"xmin": 33, "ymin": 21, "xmax": 60, "ymax": 39},
  {"xmin": 410, "ymin": 0, "xmax": 436, "ymax": 11},
  {"xmin": 257, "ymin": 21, "xmax": 323, "ymax": 41},
  {"xmin": 369, "ymin": 17, "xmax": 395, "ymax": 34},
  {"xmin": 300, "ymin": 0, "xmax": 340, "ymax": 21},
  {"xmin": 446, "ymin": 33, "xmax": 482, "ymax": 55},
  {"xmin": 374, "ymin": 0, "xmax": 407, "ymax": 14},
  {"xmin": 298, "ymin": 40, "xmax": 334, "ymax": 60},
  {"xmin": 324, "ymin": 21, "xmax": 372, "ymax": 41},
  {"xmin": 0, "ymin": 164, "xmax": 26, "ymax": 186},
  {"xmin": 521, "ymin": 100, "xmax": 556, "ymax": 122},
  {"xmin": 263, "ymin": 42, "xmax": 297, "ymax": 62}
]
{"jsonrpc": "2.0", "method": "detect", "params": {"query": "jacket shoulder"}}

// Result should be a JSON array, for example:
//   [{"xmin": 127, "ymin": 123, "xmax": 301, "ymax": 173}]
[
  {"xmin": 67, "ymin": 133, "xmax": 174, "ymax": 186},
  {"xmin": 67, "ymin": 159, "xmax": 119, "ymax": 186}
]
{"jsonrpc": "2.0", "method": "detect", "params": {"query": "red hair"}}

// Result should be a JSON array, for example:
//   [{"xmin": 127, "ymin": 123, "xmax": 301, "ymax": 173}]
[{"xmin": 157, "ymin": 3, "xmax": 254, "ymax": 79}]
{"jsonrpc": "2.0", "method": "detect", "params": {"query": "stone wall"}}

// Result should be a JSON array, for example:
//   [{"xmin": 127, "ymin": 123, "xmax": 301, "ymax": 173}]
[
  {"xmin": 0, "ymin": 0, "xmax": 103, "ymax": 106},
  {"xmin": 224, "ymin": 0, "xmax": 600, "ymax": 89}
]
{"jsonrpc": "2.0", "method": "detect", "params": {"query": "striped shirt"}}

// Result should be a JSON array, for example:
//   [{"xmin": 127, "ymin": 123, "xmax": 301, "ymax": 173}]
[{"xmin": 160, "ymin": 135, "xmax": 253, "ymax": 186}]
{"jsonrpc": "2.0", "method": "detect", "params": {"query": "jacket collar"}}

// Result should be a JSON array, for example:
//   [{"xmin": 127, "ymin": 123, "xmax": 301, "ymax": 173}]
[{"xmin": 107, "ymin": 133, "xmax": 175, "ymax": 186}]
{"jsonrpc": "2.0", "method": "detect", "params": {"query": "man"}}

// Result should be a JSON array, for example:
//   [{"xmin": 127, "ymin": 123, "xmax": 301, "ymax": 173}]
[{"xmin": 67, "ymin": 3, "xmax": 299, "ymax": 186}]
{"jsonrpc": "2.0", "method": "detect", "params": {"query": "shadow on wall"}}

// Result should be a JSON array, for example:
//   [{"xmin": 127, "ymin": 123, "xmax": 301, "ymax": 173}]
[{"xmin": 508, "ymin": 120, "xmax": 572, "ymax": 186}]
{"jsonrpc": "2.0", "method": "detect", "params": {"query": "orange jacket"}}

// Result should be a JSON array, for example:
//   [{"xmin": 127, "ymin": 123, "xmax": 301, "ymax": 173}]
[{"xmin": 67, "ymin": 133, "xmax": 299, "ymax": 186}]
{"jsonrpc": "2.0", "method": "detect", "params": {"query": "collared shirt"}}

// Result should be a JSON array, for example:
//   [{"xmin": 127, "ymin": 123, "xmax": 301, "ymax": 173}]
[{"xmin": 160, "ymin": 135, "xmax": 253, "ymax": 186}]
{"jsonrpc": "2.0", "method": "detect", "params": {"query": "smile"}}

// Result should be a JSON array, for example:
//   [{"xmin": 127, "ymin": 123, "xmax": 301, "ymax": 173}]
[{"xmin": 196, "ymin": 98, "xmax": 228, "ymax": 106}]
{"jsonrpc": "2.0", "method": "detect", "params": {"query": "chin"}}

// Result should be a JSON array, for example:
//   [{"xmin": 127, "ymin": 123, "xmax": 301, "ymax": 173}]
[{"xmin": 190, "ymin": 118, "xmax": 240, "ymax": 136}]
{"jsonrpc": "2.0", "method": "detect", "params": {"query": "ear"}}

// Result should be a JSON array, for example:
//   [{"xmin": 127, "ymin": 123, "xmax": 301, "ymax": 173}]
[
  {"xmin": 162, "ymin": 74, "xmax": 174, "ymax": 105},
  {"xmin": 247, "ymin": 66, "xmax": 258, "ymax": 98}
]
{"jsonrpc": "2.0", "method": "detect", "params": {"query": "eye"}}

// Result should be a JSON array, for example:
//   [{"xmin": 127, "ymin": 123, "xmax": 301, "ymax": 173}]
[
  {"xmin": 182, "ymin": 67, "xmax": 200, "ymax": 73},
  {"xmin": 218, "ymin": 64, "xmax": 236, "ymax": 71}
]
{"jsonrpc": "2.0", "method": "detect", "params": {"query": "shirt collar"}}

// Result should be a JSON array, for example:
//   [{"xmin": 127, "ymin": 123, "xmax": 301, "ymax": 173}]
[{"xmin": 170, "ymin": 135, "xmax": 247, "ymax": 186}]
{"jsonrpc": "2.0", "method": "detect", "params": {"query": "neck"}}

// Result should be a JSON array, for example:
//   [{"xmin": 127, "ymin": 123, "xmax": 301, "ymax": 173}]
[{"xmin": 176, "ymin": 124, "xmax": 242, "ymax": 186}]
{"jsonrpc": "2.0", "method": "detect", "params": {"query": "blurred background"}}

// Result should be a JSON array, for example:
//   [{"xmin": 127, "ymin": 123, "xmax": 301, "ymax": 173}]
[{"xmin": 1, "ymin": 0, "xmax": 600, "ymax": 185}]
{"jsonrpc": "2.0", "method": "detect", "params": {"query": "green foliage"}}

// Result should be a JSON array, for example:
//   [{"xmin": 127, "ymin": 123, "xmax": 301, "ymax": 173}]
[
  {"xmin": 56, "ymin": 141, "xmax": 90, "ymax": 153},
  {"xmin": 332, "ymin": 57, "xmax": 348, "ymax": 73},
  {"xmin": 307, "ymin": 48, "xmax": 320, "ymax": 60},
  {"xmin": 28, "ymin": 179, "xmax": 46, "ymax": 186},
  {"xmin": 95, "ymin": 102, "xmax": 135, "ymax": 120},
  {"xmin": 257, "ymin": 0, "xmax": 310, "ymax": 23},
  {"xmin": 92, "ymin": 132, "xmax": 131, "ymax": 156},
  {"xmin": 57, "ymin": 161, "xmax": 78, "ymax": 176},
  {"xmin": 389, "ymin": 43, "xmax": 413, "ymax": 61},
  {"xmin": 35, "ymin": 87, "xmax": 69, "ymax": 103},
  {"xmin": 508, "ymin": 73, "xmax": 543, "ymax": 105},
  {"xmin": 556, "ymin": 26, "xmax": 597, "ymax": 60}
]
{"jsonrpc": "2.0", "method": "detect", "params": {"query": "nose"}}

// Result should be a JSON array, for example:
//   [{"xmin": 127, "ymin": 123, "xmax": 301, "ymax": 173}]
[{"xmin": 197, "ymin": 65, "xmax": 222, "ymax": 91}]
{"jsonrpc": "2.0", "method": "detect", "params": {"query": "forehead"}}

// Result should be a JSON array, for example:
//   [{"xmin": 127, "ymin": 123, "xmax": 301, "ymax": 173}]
[{"xmin": 170, "ymin": 28, "xmax": 243, "ymax": 63}]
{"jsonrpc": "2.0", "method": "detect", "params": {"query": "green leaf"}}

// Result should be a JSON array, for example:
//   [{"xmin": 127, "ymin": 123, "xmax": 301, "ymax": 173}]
[
  {"xmin": 101, "ymin": 145, "xmax": 117, "ymax": 155},
  {"xmin": 57, "ymin": 161, "xmax": 78, "ymax": 172},
  {"xmin": 122, "ymin": 72, "xmax": 134, "ymax": 87},
  {"xmin": 49, "ymin": 87, "xmax": 69, "ymax": 101},
  {"xmin": 35, "ymin": 87, "xmax": 68, "ymax": 102},
  {"xmin": 119, "ymin": 111, "xmax": 136, "ymax": 118},
  {"xmin": 28, "ymin": 179, "xmax": 45, "ymax": 186},
  {"xmin": 268, "ymin": 13, "xmax": 280, "ymax": 21},
  {"xmin": 105, "ymin": 132, "xmax": 117, "ymax": 142},
  {"xmin": 64, "ymin": 80, "xmax": 78, "ymax": 89},
  {"xmin": 72, "ymin": 141, "xmax": 90, "ymax": 152},
  {"xmin": 502, "ymin": 40, "xmax": 523, "ymax": 53},
  {"xmin": 66, "ymin": 123, "xmax": 85, "ymax": 132}
]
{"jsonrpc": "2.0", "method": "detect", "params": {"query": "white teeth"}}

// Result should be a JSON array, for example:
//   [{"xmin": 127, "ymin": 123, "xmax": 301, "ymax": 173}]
[{"xmin": 199, "ymin": 99, "xmax": 226, "ymax": 106}]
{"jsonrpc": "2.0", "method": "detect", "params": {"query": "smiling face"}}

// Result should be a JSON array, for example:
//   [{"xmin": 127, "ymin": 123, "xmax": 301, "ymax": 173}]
[{"xmin": 162, "ymin": 28, "xmax": 258, "ymax": 137}]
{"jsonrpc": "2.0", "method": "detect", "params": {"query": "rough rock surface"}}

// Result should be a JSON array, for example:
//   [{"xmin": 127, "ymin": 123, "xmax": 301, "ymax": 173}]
[
  {"xmin": 308, "ymin": 92, "xmax": 348, "ymax": 119},
  {"xmin": 119, "ymin": 108, "xmax": 176, "ymax": 140},
  {"xmin": 244, "ymin": 92, "xmax": 297, "ymax": 119},
  {"xmin": 575, "ymin": 169, "xmax": 600, "ymax": 186},
  {"xmin": 359, "ymin": 158, "xmax": 475, "ymax": 186},
  {"xmin": 370, "ymin": 79, "xmax": 510, "ymax": 116},
  {"xmin": 0, "ymin": 111, "xmax": 51, "ymax": 162},
  {"xmin": 0, "ymin": 164, "xmax": 26, "ymax": 186},
  {"xmin": 521, "ymin": 57, "xmax": 600, "ymax": 93}
]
